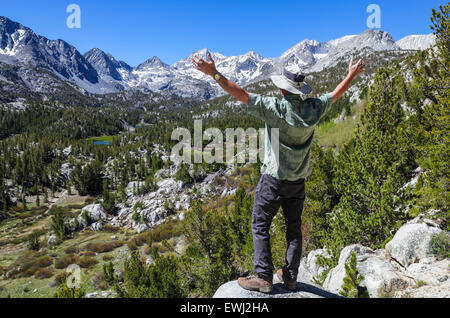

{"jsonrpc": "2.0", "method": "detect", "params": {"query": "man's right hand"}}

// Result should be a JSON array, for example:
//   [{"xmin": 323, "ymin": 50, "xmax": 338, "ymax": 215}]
[
  {"xmin": 331, "ymin": 58, "xmax": 367, "ymax": 104},
  {"xmin": 348, "ymin": 58, "xmax": 366, "ymax": 78}
]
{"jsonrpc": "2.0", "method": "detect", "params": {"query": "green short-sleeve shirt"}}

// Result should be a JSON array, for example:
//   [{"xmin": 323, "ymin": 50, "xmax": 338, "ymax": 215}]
[{"xmin": 247, "ymin": 92, "xmax": 333, "ymax": 181}]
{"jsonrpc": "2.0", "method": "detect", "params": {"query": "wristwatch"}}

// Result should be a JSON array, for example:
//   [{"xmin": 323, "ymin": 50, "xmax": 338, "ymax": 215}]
[{"xmin": 214, "ymin": 72, "xmax": 221, "ymax": 81}]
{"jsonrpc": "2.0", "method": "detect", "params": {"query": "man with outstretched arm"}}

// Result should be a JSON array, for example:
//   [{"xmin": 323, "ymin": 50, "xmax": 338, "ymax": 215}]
[{"xmin": 193, "ymin": 52, "xmax": 365, "ymax": 293}]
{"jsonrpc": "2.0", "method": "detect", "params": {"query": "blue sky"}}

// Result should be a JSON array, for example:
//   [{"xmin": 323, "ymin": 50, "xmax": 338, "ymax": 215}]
[{"xmin": 0, "ymin": 0, "xmax": 443, "ymax": 66}]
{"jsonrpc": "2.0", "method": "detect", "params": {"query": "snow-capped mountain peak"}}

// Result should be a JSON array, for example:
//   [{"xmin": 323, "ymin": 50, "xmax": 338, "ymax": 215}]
[
  {"xmin": 136, "ymin": 56, "xmax": 170, "ymax": 71},
  {"xmin": 84, "ymin": 48, "xmax": 132, "ymax": 82},
  {"xmin": 396, "ymin": 34, "xmax": 436, "ymax": 50},
  {"xmin": 0, "ymin": 16, "xmax": 438, "ymax": 99}
]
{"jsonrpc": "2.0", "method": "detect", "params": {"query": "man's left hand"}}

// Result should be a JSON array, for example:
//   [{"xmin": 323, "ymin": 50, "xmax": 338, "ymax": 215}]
[{"xmin": 192, "ymin": 53, "xmax": 217, "ymax": 77}]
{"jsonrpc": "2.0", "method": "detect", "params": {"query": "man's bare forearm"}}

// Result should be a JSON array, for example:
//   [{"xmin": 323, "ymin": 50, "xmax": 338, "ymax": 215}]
[
  {"xmin": 191, "ymin": 53, "xmax": 249, "ymax": 104},
  {"xmin": 331, "ymin": 58, "xmax": 366, "ymax": 104},
  {"xmin": 331, "ymin": 73, "xmax": 357, "ymax": 104},
  {"xmin": 216, "ymin": 74, "xmax": 249, "ymax": 105}
]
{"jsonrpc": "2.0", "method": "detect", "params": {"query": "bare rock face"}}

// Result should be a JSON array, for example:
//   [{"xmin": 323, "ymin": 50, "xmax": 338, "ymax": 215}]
[
  {"xmin": 322, "ymin": 244, "xmax": 409, "ymax": 297},
  {"xmin": 90, "ymin": 221, "xmax": 105, "ymax": 232},
  {"xmin": 385, "ymin": 217, "xmax": 442, "ymax": 268},
  {"xmin": 213, "ymin": 275, "xmax": 341, "ymax": 299},
  {"xmin": 59, "ymin": 162, "xmax": 74, "ymax": 185},
  {"xmin": 77, "ymin": 204, "xmax": 108, "ymax": 228},
  {"xmin": 297, "ymin": 249, "xmax": 329, "ymax": 284},
  {"xmin": 47, "ymin": 234, "xmax": 57, "ymax": 247},
  {"xmin": 395, "ymin": 258, "xmax": 450, "ymax": 298}
]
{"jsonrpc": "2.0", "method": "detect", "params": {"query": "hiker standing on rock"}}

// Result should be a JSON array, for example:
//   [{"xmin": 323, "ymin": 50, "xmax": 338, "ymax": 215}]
[{"xmin": 193, "ymin": 52, "xmax": 365, "ymax": 293}]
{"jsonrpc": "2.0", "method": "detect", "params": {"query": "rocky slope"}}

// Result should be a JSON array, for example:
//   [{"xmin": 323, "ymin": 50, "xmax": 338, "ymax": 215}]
[
  {"xmin": 56, "ymin": 146, "xmax": 238, "ymax": 235},
  {"xmin": 0, "ymin": 17, "xmax": 121, "ymax": 94},
  {"xmin": 214, "ymin": 216, "xmax": 449, "ymax": 298}
]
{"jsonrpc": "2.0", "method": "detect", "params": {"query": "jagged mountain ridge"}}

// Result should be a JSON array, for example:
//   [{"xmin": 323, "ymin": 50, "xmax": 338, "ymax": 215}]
[
  {"xmin": 0, "ymin": 17, "xmax": 125, "ymax": 94},
  {"xmin": 0, "ymin": 16, "xmax": 436, "ymax": 100}
]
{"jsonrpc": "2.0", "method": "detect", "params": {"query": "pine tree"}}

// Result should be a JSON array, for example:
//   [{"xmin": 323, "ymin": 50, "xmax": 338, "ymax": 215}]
[
  {"xmin": 54, "ymin": 276, "xmax": 85, "ymax": 298},
  {"xmin": 103, "ymin": 261, "xmax": 116, "ymax": 286},
  {"xmin": 101, "ymin": 179, "xmax": 115, "ymax": 214},
  {"xmin": 50, "ymin": 207, "xmax": 67, "ymax": 240},
  {"xmin": 22, "ymin": 194, "xmax": 27, "ymax": 210},
  {"xmin": 27, "ymin": 231, "xmax": 41, "ymax": 251},
  {"xmin": 43, "ymin": 189, "xmax": 48, "ymax": 203},
  {"xmin": 340, "ymin": 252, "xmax": 369, "ymax": 298},
  {"xmin": 114, "ymin": 250, "xmax": 184, "ymax": 298},
  {"xmin": 401, "ymin": 4, "xmax": 450, "ymax": 229},
  {"xmin": 324, "ymin": 67, "xmax": 415, "ymax": 264}
]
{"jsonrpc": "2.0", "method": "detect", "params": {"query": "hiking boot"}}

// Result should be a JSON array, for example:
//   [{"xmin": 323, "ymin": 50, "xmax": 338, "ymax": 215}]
[
  {"xmin": 237, "ymin": 276, "xmax": 273, "ymax": 294},
  {"xmin": 277, "ymin": 269, "xmax": 297, "ymax": 291}
]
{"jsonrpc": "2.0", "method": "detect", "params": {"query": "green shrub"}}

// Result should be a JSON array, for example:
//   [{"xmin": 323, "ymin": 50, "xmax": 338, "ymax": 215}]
[
  {"xmin": 103, "ymin": 224, "xmax": 119, "ymax": 233},
  {"xmin": 81, "ymin": 251, "xmax": 96, "ymax": 257},
  {"xmin": 84, "ymin": 241, "xmax": 123, "ymax": 253},
  {"xmin": 55, "ymin": 254, "xmax": 79, "ymax": 269},
  {"xmin": 126, "ymin": 240, "xmax": 138, "ymax": 251},
  {"xmin": 54, "ymin": 276, "xmax": 85, "ymax": 298},
  {"xmin": 174, "ymin": 163, "xmax": 193, "ymax": 184},
  {"xmin": 144, "ymin": 245, "xmax": 152, "ymax": 255},
  {"xmin": 36, "ymin": 255, "xmax": 53, "ymax": 268},
  {"xmin": 50, "ymin": 207, "xmax": 69, "ymax": 240},
  {"xmin": 102, "ymin": 254, "xmax": 114, "ymax": 261},
  {"xmin": 103, "ymin": 261, "xmax": 115, "ymax": 286},
  {"xmin": 53, "ymin": 271, "xmax": 68, "ymax": 286},
  {"xmin": 65, "ymin": 246, "xmax": 80, "ymax": 254},
  {"xmin": 34, "ymin": 267, "xmax": 54, "ymax": 279},
  {"xmin": 114, "ymin": 250, "xmax": 184, "ymax": 298},
  {"xmin": 78, "ymin": 256, "xmax": 98, "ymax": 268},
  {"xmin": 431, "ymin": 232, "xmax": 450, "ymax": 260},
  {"xmin": 92, "ymin": 271, "xmax": 108, "ymax": 290},
  {"xmin": 152, "ymin": 219, "xmax": 181, "ymax": 242},
  {"xmin": 339, "ymin": 252, "xmax": 369, "ymax": 298},
  {"xmin": 27, "ymin": 231, "xmax": 42, "ymax": 251},
  {"xmin": 7, "ymin": 251, "xmax": 48, "ymax": 278}
]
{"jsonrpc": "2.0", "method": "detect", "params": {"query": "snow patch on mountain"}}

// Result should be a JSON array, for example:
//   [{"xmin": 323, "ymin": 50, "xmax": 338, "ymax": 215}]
[{"xmin": 396, "ymin": 34, "xmax": 436, "ymax": 50}]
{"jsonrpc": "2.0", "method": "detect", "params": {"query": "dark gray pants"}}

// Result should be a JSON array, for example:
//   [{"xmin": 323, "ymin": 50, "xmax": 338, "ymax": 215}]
[{"xmin": 252, "ymin": 174, "xmax": 305, "ymax": 282}]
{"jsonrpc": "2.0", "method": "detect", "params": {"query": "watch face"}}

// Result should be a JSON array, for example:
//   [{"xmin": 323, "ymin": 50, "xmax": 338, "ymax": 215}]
[{"xmin": 215, "ymin": 74, "xmax": 220, "ymax": 80}]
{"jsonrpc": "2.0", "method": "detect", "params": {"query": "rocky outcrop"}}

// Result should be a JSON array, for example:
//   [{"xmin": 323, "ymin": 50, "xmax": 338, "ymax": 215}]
[
  {"xmin": 213, "ymin": 275, "xmax": 341, "ymax": 298},
  {"xmin": 58, "ymin": 162, "xmax": 74, "ymax": 185},
  {"xmin": 47, "ymin": 234, "xmax": 57, "ymax": 246},
  {"xmin": 323, "ymin": 245, "xmax": 411, "ymax": 297},
  {"xmin": 79, "ymin": 204, "xmax": 107, "ymax": 226},
  {"xmin": 396, "ymin": 258, "xmax": 450, "ymax": 298},
  {"xmin": 385, "ymin": 217, "xmax": 441, "ymax": 268},
  {"xmin": 296, "ymin": 248, "xmax": 329, "ymax": 284},
  {"xmin": 68, "ymin": 204, "xmax": 108, "ymax": 232},
  {"xmin": 109, "ymin": 166, "xmax": 234, "ymax": 232},
  {"xmin": 214, "ymin": 215, "xmax": 448, "ymax": 298}
]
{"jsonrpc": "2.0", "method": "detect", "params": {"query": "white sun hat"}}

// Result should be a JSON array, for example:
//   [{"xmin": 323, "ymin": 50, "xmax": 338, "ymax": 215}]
[{"xmin": 271, "ymin": 65, "xmax": 312, "ymax": 95}]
